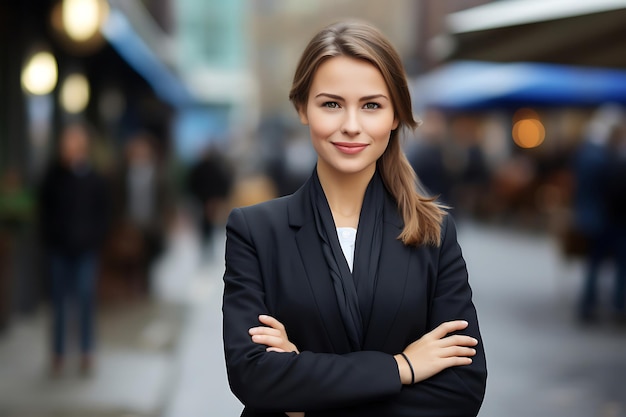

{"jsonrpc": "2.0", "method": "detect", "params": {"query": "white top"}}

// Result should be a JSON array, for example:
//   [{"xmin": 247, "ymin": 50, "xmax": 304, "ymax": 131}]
[{"xmin": 336, "ymin": 227, "xmax": 357, "ymax": 272}]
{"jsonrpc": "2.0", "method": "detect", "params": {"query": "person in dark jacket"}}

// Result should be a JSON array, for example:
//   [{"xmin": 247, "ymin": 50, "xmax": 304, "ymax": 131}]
[
  {"xmin": 187, "ymin": 146, "xmax": 234, "ymax": 257},
  {"xmin": 39, "ymin": 122, "xmax": 109, "ymax": 376},
  {"xmin": 605, "ymin": 127, "xmax": 626, "ymax": 320},
  {"xmin": 573, "ymin": 105, "xmax": 624, "ymax": 321}
]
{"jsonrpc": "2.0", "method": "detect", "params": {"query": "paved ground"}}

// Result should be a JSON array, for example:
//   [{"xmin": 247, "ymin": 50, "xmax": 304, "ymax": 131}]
[
  {"xmin": 461, "ymin": 221, "xmax": 626, "ymax": 417},
  {"xmin": 0, "ymin": 219, "xmax": 624, "ymax": 417},
  {"xmin": 0, "ymin": 219, "xmax": 242, "ymax": 417}
]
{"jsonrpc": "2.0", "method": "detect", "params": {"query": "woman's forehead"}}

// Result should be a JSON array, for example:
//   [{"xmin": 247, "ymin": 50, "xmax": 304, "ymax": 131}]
[{"xmin": 309, "ymin": 56, "xmax": 389, "ymax": 96}]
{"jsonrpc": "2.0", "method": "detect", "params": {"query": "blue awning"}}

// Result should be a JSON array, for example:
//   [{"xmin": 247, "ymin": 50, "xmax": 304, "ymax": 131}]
[
  {"xmin": 415, "ymin": 61, "xmax": 626, "ymax": 109},
  {"xmin": 101, "ymin": 7, "xmax": 196, "ymax": 108}
]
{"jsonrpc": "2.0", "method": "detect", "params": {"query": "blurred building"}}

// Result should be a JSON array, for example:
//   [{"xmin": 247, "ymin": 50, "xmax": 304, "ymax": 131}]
[
  {"xmin": 248, "ymin": 0, "xmax": 419, "ymax": 116},
  {"xmin": 413, "ymin": 0, "xmax": 492, "ymax": 72},
  {"xmin": 0, "ymin": 0, "xmax": 253, "ymax": 331},
  {"xmin": 436, "ymin": 0, "xmax": 626, "ymax": 69}
]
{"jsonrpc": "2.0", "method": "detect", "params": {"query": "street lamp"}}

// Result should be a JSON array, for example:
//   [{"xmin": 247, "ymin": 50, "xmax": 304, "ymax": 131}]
[
  {"xmin": 51, "ymin": 0, "xmax": 109, "ymax": 54},
  {"xmin": 60, "ymin": 73, "xmax": 90, "ymax": 113},
  {"xmin": 62, "ymin": 0, "xmax": 106, "ymax": 42},
  {"xmin": 21, "ymin": 51, "xmax": 58, "ymax": 95}
]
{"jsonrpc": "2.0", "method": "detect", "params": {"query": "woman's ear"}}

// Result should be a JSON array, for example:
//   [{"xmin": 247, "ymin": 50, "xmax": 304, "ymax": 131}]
[
  {"xmin": 297, "ymin": 105, "xmax": 309, "ymax": 125},
  {"xmin": 392, "ymin": 116, "xmax": 399, "ymax": 131}
]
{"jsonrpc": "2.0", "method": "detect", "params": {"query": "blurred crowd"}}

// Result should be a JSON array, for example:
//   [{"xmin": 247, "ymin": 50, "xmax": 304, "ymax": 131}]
[
  {"xmin": 404, "ymin": 104, "xmax": 626, "ymax": 324},
  {"xmin": 0, "ymin": 118, "xmax": 236, "ymax": 375}
]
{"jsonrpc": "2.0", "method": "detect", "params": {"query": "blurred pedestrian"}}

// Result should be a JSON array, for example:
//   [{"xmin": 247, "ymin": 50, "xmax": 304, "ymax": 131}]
[
  {"xmin": 407, "ymin": 108, "xmax": 452, "ymax": 204},
  {"xmin": 222, "ymin": 20, "xmax": 486, "ymax": 416},
  {"xmin": 573, "ymin": 104, "xmax": 624, "ymax": 322},
  {"xmin": 112, "ymin": 131, "xmax": 170, "ymax": 295},
  {"xmin": 605, "ymin": 123, "xmax": 626, "ymax": 321},
  {"xmin": 187, "ymin": 146, "xmax": 234, "ymax": 259},
  {"xmin": 39, "ymin": 122, "xmax": 109, "ymax": 376}
]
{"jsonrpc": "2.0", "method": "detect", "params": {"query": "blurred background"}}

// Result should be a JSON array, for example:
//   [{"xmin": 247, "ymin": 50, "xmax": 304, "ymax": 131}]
[{"xmin": 1, "ymin": 0, "xmax": 626, "ymax": 416}]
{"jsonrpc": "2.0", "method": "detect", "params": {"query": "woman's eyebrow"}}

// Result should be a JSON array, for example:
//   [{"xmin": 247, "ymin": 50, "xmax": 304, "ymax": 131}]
[
  {"xmin": 314, "ymin": 93, "xmax": 343, "ymax": 100},
  {"xmin": 360, "ymin": 94, "xmax": 389, "ymax": 101},
  {"xmin": 314, "ymin": 93, "xmax": 389, "ymax": 101}
]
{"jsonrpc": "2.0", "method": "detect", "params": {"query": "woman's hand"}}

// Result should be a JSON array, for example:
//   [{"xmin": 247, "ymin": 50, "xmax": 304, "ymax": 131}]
[
  {"xmin": 395, "ymin": 320, "xmax": 478, "ymax": 385},
  {"xmin": 249, "ymin": 315, "xmax": 300, "ymax": 353},
  {"xmin": 250, "ymin": 316, "xmax": 303, "ymax": 416}
]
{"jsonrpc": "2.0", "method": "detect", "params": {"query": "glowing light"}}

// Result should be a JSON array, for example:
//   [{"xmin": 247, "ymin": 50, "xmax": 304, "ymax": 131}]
[
  {"xmin": 60, "ymin": 73, "xmax": 90, "ymax": 114},
  {"xmin": 21, "ymin": 52, "xmax": 58, "ymax": 95},
  {"xmin": 513, "ymin": 118, "xmax": 545, "ymax": 148},
  {"xmin": 62, "ymin": 0, "xmax": 105, "ymax": 41}
]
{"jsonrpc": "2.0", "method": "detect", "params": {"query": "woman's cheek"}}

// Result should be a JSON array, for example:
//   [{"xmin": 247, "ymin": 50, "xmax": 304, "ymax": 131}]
[{"xmin": 309, "ymin": 113, "xmax": 338, "ymax": 139}]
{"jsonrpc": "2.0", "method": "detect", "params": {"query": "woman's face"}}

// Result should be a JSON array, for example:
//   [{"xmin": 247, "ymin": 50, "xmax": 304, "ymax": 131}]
[{"xmin": 298, "ymin": 56, "xmax": 398, "ymax": 178}]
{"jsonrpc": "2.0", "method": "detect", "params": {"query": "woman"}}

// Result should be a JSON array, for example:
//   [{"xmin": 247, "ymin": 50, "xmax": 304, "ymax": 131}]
[{"xmin": 223, "ymin": 20, "xmax": 487, "ymax": 416}]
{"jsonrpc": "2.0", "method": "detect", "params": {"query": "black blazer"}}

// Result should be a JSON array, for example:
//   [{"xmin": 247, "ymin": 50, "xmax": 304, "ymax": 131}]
[{"xmin": 223, "ymin": 177, "xmax": 487, "ymax": 417}]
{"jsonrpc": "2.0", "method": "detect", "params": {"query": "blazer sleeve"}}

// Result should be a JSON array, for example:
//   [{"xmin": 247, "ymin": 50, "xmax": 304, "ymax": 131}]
[
  {"xmin": 386, "ymin": 215, "xmax": 487, "ymax": 416},
  {"xmin": 222, "ymin": 207, "xmax": 402, "ymax": 413},
  {"xmin": 307, "ymin": 216, "xmax": 487, "ymax": 417}
]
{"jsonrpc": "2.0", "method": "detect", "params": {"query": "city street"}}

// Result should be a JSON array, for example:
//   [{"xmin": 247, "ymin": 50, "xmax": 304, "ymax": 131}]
[{"xmin": 0, "ymin": 219, "xmax": 625, "ymax": 416}]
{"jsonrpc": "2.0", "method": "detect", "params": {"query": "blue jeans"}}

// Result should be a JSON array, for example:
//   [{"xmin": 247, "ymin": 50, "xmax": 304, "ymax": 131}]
[
  {"xmin": 579, "ymin": 228, "xmax": 626, "ymax": 316},
  {"xmin": 614, "ymin": 230, "xmax": 626, "ymax": 313},
  {"xmin": 50, "ymin": 252, "xmax": 98, "ymax": 356}
]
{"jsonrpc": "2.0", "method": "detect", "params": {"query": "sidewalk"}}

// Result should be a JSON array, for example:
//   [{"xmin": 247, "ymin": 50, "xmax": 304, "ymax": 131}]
[
  {"xmin": 0, "ymin": 219, "xmax": 204, "ymax": 417},
  {"xmin": 458, "ymin": 221, "xmax": 626, "ymax": 417},
  {"xmin": 0, "ymin": 299, "xmax": 183, "ymax": 417}
]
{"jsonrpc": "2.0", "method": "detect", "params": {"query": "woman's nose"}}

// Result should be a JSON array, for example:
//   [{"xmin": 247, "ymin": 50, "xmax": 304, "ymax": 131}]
[{"xmin": 340, "ymin": 109, "xmax": 362, "ymax": 136}]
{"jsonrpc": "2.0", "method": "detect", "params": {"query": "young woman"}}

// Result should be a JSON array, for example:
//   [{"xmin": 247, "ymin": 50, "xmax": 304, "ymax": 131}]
[{"xmin": 222, "ymin": 20, "xmax": 487, "ymax": 416}]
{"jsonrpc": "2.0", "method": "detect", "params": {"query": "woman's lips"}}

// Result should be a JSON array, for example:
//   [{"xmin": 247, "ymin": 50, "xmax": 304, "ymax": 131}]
[{"xmin": 333, "ymin": 142, "xmax": 368, "ymax": 155}]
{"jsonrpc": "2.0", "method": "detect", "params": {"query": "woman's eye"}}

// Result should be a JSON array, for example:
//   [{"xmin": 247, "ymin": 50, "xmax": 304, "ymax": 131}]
[
  {"xmin": 323, "ymin": 102, "xmax": 340, "ymax": 109},
  {"xmin": 364, "ymin": 102, "xmax": 380, "ymax": 110}
]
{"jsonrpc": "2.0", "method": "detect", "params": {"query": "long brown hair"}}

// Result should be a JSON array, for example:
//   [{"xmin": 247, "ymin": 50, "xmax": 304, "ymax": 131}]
[{"xmin": 289, "ymin": 20, "xmax": 446, "ymax": 246}]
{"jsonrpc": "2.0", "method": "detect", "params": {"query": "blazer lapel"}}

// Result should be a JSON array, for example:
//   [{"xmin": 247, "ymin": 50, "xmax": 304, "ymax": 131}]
[
  {"xmin": 288, "ymin": 180, "xmax": 353, "ymax": 353},
  {"xmin": 362, "ymin": 194, "xmax": 411, "ymax": 351}
]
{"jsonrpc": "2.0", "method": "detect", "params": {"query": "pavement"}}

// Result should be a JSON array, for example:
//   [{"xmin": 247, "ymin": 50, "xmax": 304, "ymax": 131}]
[
  {"xmin": 461, "ymin": 221, "xmax": 626, "ymax": 417},
  {"xmin": 0, "ymin": 218, "xmax": 624, "ymax": 417},
  {"xmin": 0, "ymin": 218, "xmax": 242, "ymax": 417}
]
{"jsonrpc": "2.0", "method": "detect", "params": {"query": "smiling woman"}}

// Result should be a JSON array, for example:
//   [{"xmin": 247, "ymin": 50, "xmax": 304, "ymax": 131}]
[
  {"xmin": 222, "ymin": 20, "xmax": 487, "ymax": 417},
  {"xmin": 299, "ymin": 56, "xmax": 398, "ymax": 184}
]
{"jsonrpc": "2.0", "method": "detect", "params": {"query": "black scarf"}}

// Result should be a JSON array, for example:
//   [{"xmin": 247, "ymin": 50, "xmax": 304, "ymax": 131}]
[{"xmin": 310, "ymin": 169, "xmax": 384, "ymax": 351}]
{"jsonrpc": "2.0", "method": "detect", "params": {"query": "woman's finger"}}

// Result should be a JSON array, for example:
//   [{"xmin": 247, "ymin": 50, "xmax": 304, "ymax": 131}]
[
  {"xmin": 440, "ymin": 356, "xmax": 473, "ymax": 368},
  {"xmin": 437, "ymin": 334, "xmax": 478, "ymax": 348},
  {"xmin": 429, "ymin": 320, "xmax": 469, "ymax": 339},
  {"xmin": 258, "ymin": 314, "xmax": 286, "ymax": 330},
  {"xmin": 439, "ymin": 345, "xmax": 477, "ymax": 359},
  {"xmin": 249, "ymin": 326, "xmax": 282, "ymax": 337},
  {"xmin": 251, "ymin": 334, "xmax": 285, "ymax": 347}
]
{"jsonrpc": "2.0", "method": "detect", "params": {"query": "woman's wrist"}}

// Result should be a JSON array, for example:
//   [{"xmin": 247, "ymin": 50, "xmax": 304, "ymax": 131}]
[{"xmin": 393, "ymin": 354, "xmax": 413, "ymax": 385}]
